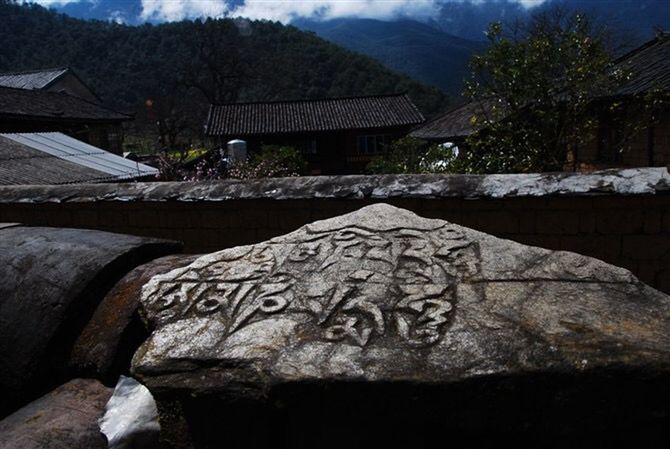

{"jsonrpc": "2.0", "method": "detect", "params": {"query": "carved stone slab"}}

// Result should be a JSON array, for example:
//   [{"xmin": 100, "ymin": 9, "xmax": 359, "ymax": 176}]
[{"xmin": 132, "ymin": 204, "xmax": 670, "ymax": 394}]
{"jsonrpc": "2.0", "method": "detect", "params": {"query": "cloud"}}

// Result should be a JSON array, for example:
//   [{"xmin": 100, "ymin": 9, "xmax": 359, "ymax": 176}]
[
  {"xmin": 109, "ymin": 9, "xmax": 126, "ymax": 24},
  {"xmin": 230, "ymin": 0, "xmax": 440, "ymax": 23},
  {"xmin": 137, "ymin": 0, "xmax": 549, "ymax": 23},
  {"xmin": 32, "ymin": 0, "xmax": 95, "ymax": 6},
  {"xmin": 140, "ymin": 0, "xmax": 230, "ymax": 21}
]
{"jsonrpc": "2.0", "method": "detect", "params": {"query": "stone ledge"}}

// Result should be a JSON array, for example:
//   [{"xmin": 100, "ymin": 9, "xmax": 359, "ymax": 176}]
[{"xmin": 0, "ymin": 167, "xmax": 668, "ymax": 204}]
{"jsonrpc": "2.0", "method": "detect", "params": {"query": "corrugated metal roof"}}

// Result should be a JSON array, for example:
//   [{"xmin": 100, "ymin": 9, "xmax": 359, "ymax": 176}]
[
  {"xmin": 0, "ymin": 132, "xmax": 158, "ymax": 185},
  {"xmin": 206, "ymin": 93, "xmax": 425, "ymax": 136},
  {"xmin": 0, "ymin": 86, "xmax": 130, "ymax": 122},
  {"xmin": 0, "ymin": 67, "xmax": 69, "ymax": 90}
]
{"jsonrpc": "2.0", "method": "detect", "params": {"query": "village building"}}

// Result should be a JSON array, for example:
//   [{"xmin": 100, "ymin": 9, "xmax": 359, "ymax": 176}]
[
  {"xmin": 205, "ymin": 93, "xmax": 425, "ymax": 174},
  {"xmin": 0, "ymin": 67, "xmax": 99, "ymax": 103},
  {"xmin": 0, "ymin": 86, "xmax": 131, "ymax": 154},
  {"xmin": 0, "ymin": 132, "xmax": 157, "ymax": 185},
  {"xmin": 411, "ymin": 32, "xmax": 670, "ymax": 171},
  {"xmin": 572, "ymin": 31, "xmax": 670, "ymax": 170}
]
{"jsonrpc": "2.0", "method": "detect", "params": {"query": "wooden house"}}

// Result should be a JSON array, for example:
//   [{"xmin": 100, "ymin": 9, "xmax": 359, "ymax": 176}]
[
  {"xmin": 0, "ymin": 86, "xmax": 131, "ymax": 154},
  {"xmin": 0, "ymin": 67, "xmax": 100, "ymax": 103},
  {"xmin": 205, "ymin": 93, "xmax": 425, "ymax": 174},
  {"xmin": 570, "ymin": 31, "xmax": 670, "ymax": 170},
  {"xmin": 411, "ymin": 32, "xmax": 670, "ymax": 171}
]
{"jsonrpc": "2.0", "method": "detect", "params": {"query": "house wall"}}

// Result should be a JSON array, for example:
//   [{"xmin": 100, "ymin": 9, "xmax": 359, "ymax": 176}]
[
  {"xmin": 573, "ymin": 110, "xmax": 670, "ymax": 171},
  {"xmin": 0, "ymin": 169, "xmax": 668, "ymax": 294},
  {"xmin": 216, "ymin": 126, "xmax": 412, "ymax": 175}
]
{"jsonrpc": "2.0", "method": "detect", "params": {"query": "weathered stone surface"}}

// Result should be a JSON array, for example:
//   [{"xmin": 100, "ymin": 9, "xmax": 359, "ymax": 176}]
[
  {"xmin": 0, "ymin": 378, "xmax": 112, "ymax": 449},
  {"xmin": 0, "ymin": 226, "xmax": 181, "ymax": 416},
  {"xmin": 99, "ymin": 376, "xmax": 160, "ymax": 449},
  {"xmin": 69, "ymin": 254, "xmax": 200, "ymax": 381},
  {"xmin": 131, "ymin": 204, "xmax": 670, "ymax": 446},
  {"xmin": 0, "ymin": 167, "xmax": 667, "ymax": 204},
  {"xmin": 132, "ymin": 203, "xmax": 670, "ymax": 392}
]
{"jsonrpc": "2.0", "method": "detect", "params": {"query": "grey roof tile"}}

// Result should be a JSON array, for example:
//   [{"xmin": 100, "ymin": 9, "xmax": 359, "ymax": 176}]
[{"xmin": 206, "ymin": 93, "xmax": 425, "ymax": 136}]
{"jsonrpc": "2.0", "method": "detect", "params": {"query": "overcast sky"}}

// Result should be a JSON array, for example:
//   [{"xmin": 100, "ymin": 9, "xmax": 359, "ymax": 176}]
[{"xmin": 33, "ymin": 0, "xmax": 548, "ymax": 23}]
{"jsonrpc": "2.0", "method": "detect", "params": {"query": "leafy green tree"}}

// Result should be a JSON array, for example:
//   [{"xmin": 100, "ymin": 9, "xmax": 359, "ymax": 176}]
[
  {"xmin": 462, "ymin": 9, "xmax": 630, "ymax": 173},
  {"xmin": 367, "ymin": 137, "xmax": 459, "ymax": 174}
]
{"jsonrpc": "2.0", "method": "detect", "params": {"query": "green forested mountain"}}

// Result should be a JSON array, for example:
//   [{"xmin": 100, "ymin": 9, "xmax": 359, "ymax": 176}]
[
  {"xmin": 0, "ymin": 1, "xmax": 448, "ymax": 146},
  {"xmin": 296, "ymin": 18, "xmax": 486, "ymax": 95}
]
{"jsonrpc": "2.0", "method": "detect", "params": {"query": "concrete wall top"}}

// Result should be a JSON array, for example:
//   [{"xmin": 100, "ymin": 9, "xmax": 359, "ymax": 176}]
[{"xmin": 0, "ymin": 167, "xmax": 668, "ymax": 204}]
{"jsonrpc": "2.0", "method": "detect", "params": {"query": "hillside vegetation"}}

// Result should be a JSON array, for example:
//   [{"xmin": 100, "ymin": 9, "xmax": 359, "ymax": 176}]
[
  {"xmin": 296, "ymin": 18, "xmax": 486, "ymax": 95},
  {"xmin": 0, "ymin": 1, "xmax": 448, "ymax": 147}
]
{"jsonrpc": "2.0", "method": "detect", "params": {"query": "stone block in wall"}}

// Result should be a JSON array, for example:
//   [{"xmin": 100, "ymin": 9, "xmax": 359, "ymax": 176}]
[
  {"xmin": 201, "ymin": 209, "xmax": 232, "ymax": 229},
  {"xmin": 559, "ymin": 235, "xmax": 623, "ymax": 261},
  {"xmin": 579, "ymin": 211, "xmax": 597, "ymax": 234},
  {"xmin": 72, "ymin": 209, "xmax": 99, "ymax": 228},
  {"xmin": 597, "ymin": 210, "xmax": 644, "ymax": 235},
  {"xmin": 636, "ymin": 262, "xmax": 662, "ymax": 287},
  {"xmin": 499, "ymin": 197, "xmax": 548, "ymax": 210},
  {"xmin": 461, "ymin": 199, "xmax": 502, "ymax": 210},
  {"xmin": 658, "ymin": 269, "xmax": 670, "ymax": 294},
  {"xmin": 592, "ymin": 197, "xmax": 642, "ymax": 210},
  {"xmin": 643, "ymin": 211, "xmax": 663, "ymax": 234},
  {"xmin": 643, "ymin": 195, "xmax": 670, "ymax": 209},
  {"xmin": 622, "ymin": 235, "xmax": 670, "ymax": 261},
  {"xmin": 536, "ymin": 211, "xmax": 580, "ymax": 235},
  {"xmin": 98, "ymin": 209, "xmax": 128, "ymax": 228},
  {"xmin": 45, "ymin": 207, "xmax": 73, "ymax": 227},
  {"xmin": 476, "ymin": 210, "xmax": 519, "ymax": 234},
  {"xmin": 278, "ymin": 208, "xmax": 312, "ymax": 231},
  {"xmin": 507, "ymin": 234, "xmax": 562, "ymax": 251},
  {"xmin": 234, "ymin": 206, "xmax": 269, "ymax": 228},
  {"xmin": 545, "ymin": 198, "xmax": 593, "ymax": 210},
  {"xmin": 518, "ymin": 211, "xmax": 535, "ymax": 233}
]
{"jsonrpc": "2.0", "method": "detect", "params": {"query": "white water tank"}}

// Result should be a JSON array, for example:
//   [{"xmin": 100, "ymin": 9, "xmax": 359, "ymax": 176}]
[{"xmin": 226, "ymin": 139, "xmax": 248, "ymax": 163}]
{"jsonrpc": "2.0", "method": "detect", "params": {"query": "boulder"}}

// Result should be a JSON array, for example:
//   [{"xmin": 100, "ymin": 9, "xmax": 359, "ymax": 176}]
[
  {"xmin": 131, "ymin": 204, "xmax": 670, "ymax": 447},
  {"xmin": 69, "ymin": 254, "xmax": 200, "ymax": 381},
  {"xmin": 0, "ymin": 378, "xmax": 112, "ymax": 449},
  {"xmin": 0, "ymin": 225, "xmax": 181, "ymax": 416}
]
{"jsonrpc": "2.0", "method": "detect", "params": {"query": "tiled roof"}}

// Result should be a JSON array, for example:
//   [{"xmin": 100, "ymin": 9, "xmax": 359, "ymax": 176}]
[
  {"xmin": 0, "ymin": 86, "xmax": 130, "ymax": 122},
  {"xmin": 205, "ymin": 94, "xmax": 425, "ymax": 136},
  {"xmin": 411, "ymin": 33, "xmax": 670, "ymax": 142},
  {"xmin": 0, "ymin": 67, "xmax": 69, "ymax": 90},
  {"xmin": 0, "ymin": 132, "xmax": 157, "ymax": 185},
  {"xmin": 615, "ymin": 32, "xmax": 670, "ymax": 96},
  {"xmin": 410, "ymin": 100, "xmax": 495, "ymax": 141}
]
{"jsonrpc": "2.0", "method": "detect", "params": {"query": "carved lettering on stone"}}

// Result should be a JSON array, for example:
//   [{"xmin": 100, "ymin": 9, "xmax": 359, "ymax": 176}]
[{"xmin": 142, "ymin": 221, "xmax": 480, "ymax": 349}]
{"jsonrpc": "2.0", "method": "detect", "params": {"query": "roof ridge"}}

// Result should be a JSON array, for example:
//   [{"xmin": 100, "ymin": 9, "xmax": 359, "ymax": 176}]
[
  {"xmin": 614, "ymin": 31, "xmax": 670, "ymax": 64},
  {"xmin": 211, "ymin": 92, "xmax": 410, "ymax": 107},
  {"xmin": 0, "ymin": 85, "xmax": 132, "ymax": 118},
  {"xmin": 0, "ymin": 67, "xmax": 69, "ymax": 77}
]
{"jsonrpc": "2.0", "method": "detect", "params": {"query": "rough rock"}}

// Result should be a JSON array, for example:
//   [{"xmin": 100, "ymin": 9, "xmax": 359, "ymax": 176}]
[
  {"xmin": 0, "ymin": 378, "xmax": 112, "ymax": 449},
  {"xmin": 69, "ymin": 255, "xmax": 200, "ymax": 381},
  {"xmin": 99, "ymin": 376, "xmax": 160, "ymax": 449},
  {"xmin": 131, "ymin": 204, "xmax": 670, "ymax": 446},
  {"xmin": 0, "ymin": 167, "xmax": 667, "ymax": 204},
  {"xmin": 0, "ymin": 226, "xmax": 181, "ymax": 416}
]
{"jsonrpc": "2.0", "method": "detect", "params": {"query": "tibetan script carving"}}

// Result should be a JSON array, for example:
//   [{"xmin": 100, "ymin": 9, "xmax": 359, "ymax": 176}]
[{"xmin": 142, "ymin": 213, "xmax": 480, "ymax": 349}]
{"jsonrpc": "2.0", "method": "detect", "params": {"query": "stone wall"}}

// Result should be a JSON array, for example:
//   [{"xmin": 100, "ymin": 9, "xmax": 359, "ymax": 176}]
[{"xmin": 1, "ymin": 168, "xmax": 669, "ymax": 293}]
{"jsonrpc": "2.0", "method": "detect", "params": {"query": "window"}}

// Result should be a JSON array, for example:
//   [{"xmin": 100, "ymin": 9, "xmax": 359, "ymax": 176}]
[{"xmin": 356, "ymin": 134, "xmax": 391, "ymax": 155}]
